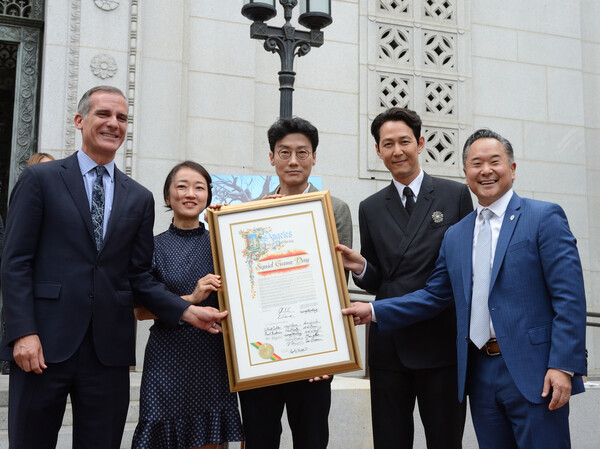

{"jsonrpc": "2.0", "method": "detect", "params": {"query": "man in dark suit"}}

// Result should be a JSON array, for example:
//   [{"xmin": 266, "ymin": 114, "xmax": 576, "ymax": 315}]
[
  {"xmin": 342, "ymin": 129, "xmax": 587, "ymax": 448},
  {"xmin": 238, "ymin": 117, "xmax": 352, "ymax": 449},
  {"xmin": 0, "ymin": 86, "xmax": 227, "ymax": 449},
  {"xmin": 337, "ymin": 107, "xmax": 472, "ymax": 448}
]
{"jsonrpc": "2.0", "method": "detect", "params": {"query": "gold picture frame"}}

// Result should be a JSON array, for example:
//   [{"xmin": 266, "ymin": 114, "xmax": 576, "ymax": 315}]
[{"xmin": 207, "ymin": 191, "xmax": 362, "ymax": 391}]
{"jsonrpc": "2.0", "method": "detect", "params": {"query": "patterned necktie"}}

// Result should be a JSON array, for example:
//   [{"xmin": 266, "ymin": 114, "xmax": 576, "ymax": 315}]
[
  {"xmin": 91, "ymin": 165, "xmax": 106, "ymax": 251},
  {"xmin": 470, "ymin": 208, "xmax": 493, "ymax": 348},
  {"xmin": 403, "ymin": 186, "xmax": 415, "ymax": 216}
]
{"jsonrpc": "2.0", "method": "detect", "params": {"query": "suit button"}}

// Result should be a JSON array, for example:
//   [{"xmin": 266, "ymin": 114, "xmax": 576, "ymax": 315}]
[
  {"xmin": 94, "ymin": 264, "xmax": 99, "ymax": 270},
  {"xmin": 89, "ymin": 292, "xmax": 94, "ymax": 298}
]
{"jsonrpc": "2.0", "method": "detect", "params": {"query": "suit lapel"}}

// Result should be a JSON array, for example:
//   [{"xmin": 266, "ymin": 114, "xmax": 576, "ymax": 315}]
[
  {"xmin": 490, "ymin": 193, "xmax": 521, "ymax": 288},
  {"xmin": 460, "ymin": 212, "xmax": 477, "ymax": 306},
  {"xmin": 384, "ymin": 182, "xmax": 408, "ymax": 232},
  {"xmin": 404, "ymin": 173, "xmax": 435, "ymax": 238},
  {"xmin": 59, "ymin": 153, "xmax": 96, "ymax": 246},
  {"xmin": 387, "ymin": 175, "xmax": 435, "ymax": 276},
  {"xmin": 104, "ymin": 167, "xmax": 129, "ymax": 247}
]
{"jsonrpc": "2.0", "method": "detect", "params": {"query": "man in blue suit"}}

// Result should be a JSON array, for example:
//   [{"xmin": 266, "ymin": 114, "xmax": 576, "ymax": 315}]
[
  {"xmin": 340, "ymin": 128, "xmax": 587, "ymax": 448},
  {"xmin": 0, "ymin": 86, "xmax": 228, "ymax": 449}
]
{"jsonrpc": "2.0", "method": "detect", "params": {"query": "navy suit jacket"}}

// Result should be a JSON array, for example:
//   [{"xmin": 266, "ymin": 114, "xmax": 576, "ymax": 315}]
[
  {"xmin": 0, "ymin": 153, "xmax": 189, "ymax": 366},
  {"xmin": 356, "ymin": 173, "xmax": 473, "ymax": 370},
  {"xmin": 373, "ymin": 193, "xmax": 587, "ymax": 403}
]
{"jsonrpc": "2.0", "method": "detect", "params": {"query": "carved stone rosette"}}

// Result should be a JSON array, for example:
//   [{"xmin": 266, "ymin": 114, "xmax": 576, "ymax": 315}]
[
  {"xmin": 94, "ymin": 0, "xmax": 119, "ymax": 11},
  {"xmin": 90, "ymin": 53, "xmax": 117, "ymax": 79}
]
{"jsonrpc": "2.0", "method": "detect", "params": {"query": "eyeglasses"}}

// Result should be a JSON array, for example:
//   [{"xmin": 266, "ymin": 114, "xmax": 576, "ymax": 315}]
[{"xmin": 276, "ymin": 149, "xmax": 312, "ymax": 160}]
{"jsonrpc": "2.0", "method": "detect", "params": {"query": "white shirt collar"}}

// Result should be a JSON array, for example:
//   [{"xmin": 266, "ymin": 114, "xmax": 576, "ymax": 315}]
[
  {"xmin": 392, "ymin": 169, "xmax": 424, "ymax": 198},
  {"xmin": 476, "ymin": 189, "xmax": 514, "ymax": 219}
]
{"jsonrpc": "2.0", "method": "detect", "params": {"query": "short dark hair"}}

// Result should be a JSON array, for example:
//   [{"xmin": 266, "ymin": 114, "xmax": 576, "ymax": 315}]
[
  {"xmin": 77, "ymin": 86, "xmax": 126, "ymax": 118},
  {"xmin": 370, "ymin": 107, "xmax": 422, "ymax": 145},
  {"xmin": 462, "ymin": 128, "xmax": 514, "ymax": 167},
  {"xmin": 163, "ymin": 161, "xmax": 213, "ymax": 210},
  {"xmin": 267, "ymin": 117, "xmax": 319, "ymax": 153}
]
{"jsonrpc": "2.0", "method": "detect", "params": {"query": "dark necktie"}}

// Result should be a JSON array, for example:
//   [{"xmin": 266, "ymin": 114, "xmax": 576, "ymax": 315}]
[
  {"xmin": 91, "ymin": 166, "xmax": 106, "ymax": 251},
  {"xmin": 403, "ymin": 186, "xmax": 415, "ymax": 216},
  {"xmin": 470, "ymin": 208, "xmax": 493, "ymax": 348}
]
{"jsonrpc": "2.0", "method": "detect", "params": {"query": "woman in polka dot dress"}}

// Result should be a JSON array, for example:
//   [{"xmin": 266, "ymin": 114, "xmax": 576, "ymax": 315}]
[{"xmin": 132, "ymin": 161, "xmax": 244, "ymax": 449}]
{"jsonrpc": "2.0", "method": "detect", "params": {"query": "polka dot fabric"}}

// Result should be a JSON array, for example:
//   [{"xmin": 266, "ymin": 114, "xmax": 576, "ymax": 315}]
[{"xmin": 132, "ymin": 224, "xmax": 244, "ymax": 448}]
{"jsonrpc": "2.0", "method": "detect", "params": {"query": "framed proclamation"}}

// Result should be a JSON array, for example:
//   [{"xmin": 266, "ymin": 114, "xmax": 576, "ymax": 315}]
[{"xmin": 206, "ymin": 191, "xmax": 362, "ymax": 391}]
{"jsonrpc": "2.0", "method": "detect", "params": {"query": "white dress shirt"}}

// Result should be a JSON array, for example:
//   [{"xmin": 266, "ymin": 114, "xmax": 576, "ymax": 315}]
[{"xmin": 393, "ymin": 169, "xmax": 424, "ymax": 209}]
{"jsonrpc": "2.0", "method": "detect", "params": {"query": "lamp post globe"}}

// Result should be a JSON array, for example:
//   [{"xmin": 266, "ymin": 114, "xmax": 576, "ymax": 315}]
[
  {"xmin": 298, "ymin": 11, "xmax": 332, "ymax": 30},
  {"xmin": 241, "ymin": 0, "xmax": 277, "ymax": 22},
  {"xmin": 298, "ymin": 0, "xmax": 332, "ymax": 30}
]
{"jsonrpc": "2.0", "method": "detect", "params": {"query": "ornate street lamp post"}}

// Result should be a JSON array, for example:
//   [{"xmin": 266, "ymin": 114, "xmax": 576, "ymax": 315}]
[{"xmin": 242, "ymin": 1, "xmax": 333, "ymax": 118}]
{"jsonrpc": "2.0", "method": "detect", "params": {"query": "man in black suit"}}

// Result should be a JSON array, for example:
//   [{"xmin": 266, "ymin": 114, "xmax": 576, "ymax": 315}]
[
  {"xmin": 337, "ymin": 108, "xmax": 472, "ymax": 448},
  {"xmin": 0, "ymin": 86, "xmax": 227, "ymax": 449}
]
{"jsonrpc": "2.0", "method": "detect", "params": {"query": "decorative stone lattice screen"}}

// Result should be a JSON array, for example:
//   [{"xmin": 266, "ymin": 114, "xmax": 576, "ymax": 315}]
[{"xmin": 361, "ymin": 0, "xmax": 471, "ymax": 180}]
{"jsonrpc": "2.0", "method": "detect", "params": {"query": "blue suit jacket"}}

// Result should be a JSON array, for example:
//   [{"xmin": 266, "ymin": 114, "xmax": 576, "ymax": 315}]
[
  {"xmin": 374, "ymin": 193, "xmax": 587, "ymax": 404},
  {"xmin": 0, "ymin": 153, "xmax": 189, "ymax": 366}
]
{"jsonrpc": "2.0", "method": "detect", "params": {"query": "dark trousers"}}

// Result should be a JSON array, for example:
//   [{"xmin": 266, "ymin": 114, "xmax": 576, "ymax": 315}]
[
  {"xmin": 467, "ymin": 346, "xmax": 571, "ymax": 449},
  {"xmin": 0, "ymin": 290, "xmax": 9, "ymax": 374},
  {"xmin": 8, "ymin": 327, "xmax": 130, "ymax": 449},
  {"xmin": 370, "ymin": 365, "xmax": 466, "ymax": 449},
  {"xmin": 239, "ymin": 378, "xmax": 332, "ymax": 449}
]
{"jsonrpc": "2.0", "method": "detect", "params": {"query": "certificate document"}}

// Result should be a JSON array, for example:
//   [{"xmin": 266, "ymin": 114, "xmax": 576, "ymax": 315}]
[{"xmin": 208, "ymin": 191, "xmax": 361, "ymax": 391}]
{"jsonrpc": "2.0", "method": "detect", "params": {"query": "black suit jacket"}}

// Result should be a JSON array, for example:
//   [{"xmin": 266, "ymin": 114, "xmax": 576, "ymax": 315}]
[
  {"xmin": 356, "ymin": 173, "xmax": 473, "ymax": 370},
  {"xmin": 0, "ymin": 153, "xmax": 189, "ymax": 366}
]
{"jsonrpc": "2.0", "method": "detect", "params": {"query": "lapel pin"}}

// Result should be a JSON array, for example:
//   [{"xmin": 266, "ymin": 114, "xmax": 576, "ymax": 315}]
[
  {"xmin": 510, "ymin": 215, "xmax": 515, "ymax": 220},
  {"xmin": 432, "ymin": 211, "xmax": 444, "ymax": 223}
]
